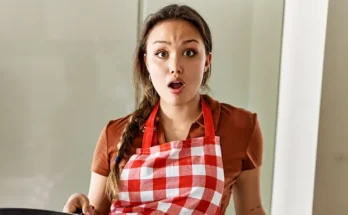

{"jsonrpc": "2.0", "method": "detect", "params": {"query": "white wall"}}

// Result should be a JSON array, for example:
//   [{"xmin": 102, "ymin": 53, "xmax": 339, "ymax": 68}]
[
  {"xmin": 313, "ymin": 1, "xmax": 348, "ymax": 214},
  {"xmin": 271, "ymin": 0, "xmax": 329, "ymax": 214},
  {"xmin": 0, "ymin": 1, "xmax": 283, "ymax": 214}
]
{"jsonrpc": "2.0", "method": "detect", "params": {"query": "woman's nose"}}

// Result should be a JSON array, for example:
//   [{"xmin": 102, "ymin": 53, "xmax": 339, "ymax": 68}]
[{"xmin": 169, "ymin": 56, "xmax": 183, "ymax": 74}]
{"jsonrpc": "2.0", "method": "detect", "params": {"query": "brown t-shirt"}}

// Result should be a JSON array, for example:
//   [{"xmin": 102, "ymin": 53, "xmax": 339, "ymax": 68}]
[{"xmin": 91, "ymin": 94, "xmax": 263, "ymax": 214}]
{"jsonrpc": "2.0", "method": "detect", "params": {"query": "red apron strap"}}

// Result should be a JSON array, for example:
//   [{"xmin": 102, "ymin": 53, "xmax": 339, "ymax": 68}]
[
  {"xmin": 201, "ymin": 98, "xmax": 215, "ymax": 137},
  {"xmin": 142, "ymin": 102, "xmax": 159, "ymax": 149},
  {"xmin": 142, "ymin": 97, "xmax": 215, "ymax": 149}
]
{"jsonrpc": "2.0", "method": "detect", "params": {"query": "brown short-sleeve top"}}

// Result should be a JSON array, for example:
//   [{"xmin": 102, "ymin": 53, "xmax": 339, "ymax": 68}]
[{"xmin": 91, "ymin": 94, "xmax": 263, "ymax": 214}]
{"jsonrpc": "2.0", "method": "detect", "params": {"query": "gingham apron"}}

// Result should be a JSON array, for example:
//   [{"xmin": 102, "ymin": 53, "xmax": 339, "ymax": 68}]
[{"xmin": 110, "ymin": 98, "xmax": 225, "ymax": 215}]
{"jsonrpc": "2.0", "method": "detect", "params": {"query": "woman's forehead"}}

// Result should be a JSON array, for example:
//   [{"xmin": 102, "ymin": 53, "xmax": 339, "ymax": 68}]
[{"xmin": 147, "ymin": 20, "xmax": 203, "ymax": 45}]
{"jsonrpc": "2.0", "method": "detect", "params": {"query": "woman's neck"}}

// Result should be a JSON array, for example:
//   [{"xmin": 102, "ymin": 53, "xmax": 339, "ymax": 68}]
[{"xmin": 158, "ymin": 94, "xmax": 201, "ymax": 126}]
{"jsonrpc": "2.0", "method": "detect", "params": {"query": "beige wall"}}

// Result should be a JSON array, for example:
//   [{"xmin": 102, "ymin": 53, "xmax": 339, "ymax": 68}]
[
  {"xmin": 0, "ymin": 0, "xmax": 139, "ymax": 210},
  {"xmin": 313, "ymin": 1, "xmax": 348, "ymax": 214},
  {"xmin": 248, "ymin": 1, "xmax": 283, "ymax": 213}
]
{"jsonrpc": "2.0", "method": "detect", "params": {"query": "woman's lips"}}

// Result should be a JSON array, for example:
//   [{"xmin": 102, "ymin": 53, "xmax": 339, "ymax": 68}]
[{"xmin": 168, "ymin": 81, "xmax": 185, "ymax": 94}]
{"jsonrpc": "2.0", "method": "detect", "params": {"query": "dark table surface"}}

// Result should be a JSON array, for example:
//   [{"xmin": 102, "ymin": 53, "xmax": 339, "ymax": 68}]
[{"xmin": 0, "ymin": 208, "xmax": 78, "ymax": 215}]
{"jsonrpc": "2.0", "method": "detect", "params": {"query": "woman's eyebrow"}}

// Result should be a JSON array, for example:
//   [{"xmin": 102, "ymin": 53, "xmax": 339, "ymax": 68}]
[
  {"xmin": 182, "ymin": 39, "xmax": 199, "ymax": 44},
  {"xmin": 152, "ymin": 39, "xmax": 199, "ymax": 45}
]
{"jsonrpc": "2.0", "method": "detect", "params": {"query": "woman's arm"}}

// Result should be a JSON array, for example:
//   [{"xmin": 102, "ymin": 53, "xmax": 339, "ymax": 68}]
[
  {"xmin": 88, "ymin": 172, "xmax": 111, "ymax": 215},
  {"xmin": 233, "ymin": 167, "xmax": 266, "ymax": 215}
]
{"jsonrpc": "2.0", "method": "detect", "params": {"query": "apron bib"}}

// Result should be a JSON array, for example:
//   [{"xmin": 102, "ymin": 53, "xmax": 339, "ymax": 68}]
[{"xmin": 110, "ymin": 98, "xmax": 224, "ymax": 215}]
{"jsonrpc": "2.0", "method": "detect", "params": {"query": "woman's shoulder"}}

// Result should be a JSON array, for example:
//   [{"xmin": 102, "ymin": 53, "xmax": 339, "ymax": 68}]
[
  {"xmin": 103, "ymin": 113, "xmax": 133, "ymax": 140},
  {"xmin": 219, "ymin": 102, "xmax": 257, "ymax": 129},
  {"xmin": 203, "ymin": 94, "xmax": 257, "ymax": 130},
  {"xmin": 218, "ymin": 103, "xmax": 263, "ymax": 171},
  {"xmin": 205, "ymin": 95, "xmax": 263, "ymax": 170}
]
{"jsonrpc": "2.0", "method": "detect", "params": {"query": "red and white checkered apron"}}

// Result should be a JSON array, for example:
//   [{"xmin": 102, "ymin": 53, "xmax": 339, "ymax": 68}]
[{"xmin": 110, "ymin": 98, "xmax": 224, "ymax": 215}]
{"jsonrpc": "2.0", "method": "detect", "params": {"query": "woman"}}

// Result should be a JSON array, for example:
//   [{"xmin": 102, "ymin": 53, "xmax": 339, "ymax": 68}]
[{"xmin": 63, "ymin": 4, "xmax": 265, "ymax": 215}]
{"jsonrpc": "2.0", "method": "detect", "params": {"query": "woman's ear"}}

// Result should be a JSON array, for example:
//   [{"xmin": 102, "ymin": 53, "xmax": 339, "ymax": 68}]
[{"xmin": 205, "ymin": 52, "xmax": 212, "ymax": 72}]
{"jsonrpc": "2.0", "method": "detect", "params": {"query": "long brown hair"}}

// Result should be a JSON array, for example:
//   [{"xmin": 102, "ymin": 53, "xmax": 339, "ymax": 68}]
[{"xmin": 106, "ymin": 4, "xmax": 213, "ymax": 200}]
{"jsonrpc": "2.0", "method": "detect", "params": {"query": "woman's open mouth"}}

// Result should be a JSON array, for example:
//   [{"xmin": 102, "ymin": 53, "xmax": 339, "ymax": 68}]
[{"xmin": 168, "ymin": 81, "xmax": 185, "ymax": 94}]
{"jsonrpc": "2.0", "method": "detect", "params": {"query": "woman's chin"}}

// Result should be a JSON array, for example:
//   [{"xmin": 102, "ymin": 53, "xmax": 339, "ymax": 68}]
[{"xmin": 161, "ymin": 91, "xmax": 200, "ymax": 106}]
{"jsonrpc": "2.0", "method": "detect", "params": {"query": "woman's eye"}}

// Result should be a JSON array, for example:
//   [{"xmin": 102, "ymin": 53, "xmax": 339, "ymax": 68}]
[
  {"xmin": 184, "ymin": 49, "xmax": 196, "ymax": 57},
  {"xmin": 155, "ymin": 51, "xmax": 168, "ymax": 58}
]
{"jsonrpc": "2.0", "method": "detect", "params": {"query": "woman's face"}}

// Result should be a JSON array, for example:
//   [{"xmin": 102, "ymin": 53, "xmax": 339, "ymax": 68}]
[{"xmin": 144, "ymin": 19, "xmax": 211, "ymax": 106}]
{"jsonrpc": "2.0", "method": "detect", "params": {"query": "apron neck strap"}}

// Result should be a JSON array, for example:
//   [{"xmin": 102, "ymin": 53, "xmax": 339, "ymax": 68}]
[{"xmin": 142, "ymin": 97, "xmax": 215, "ymax": 149}]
